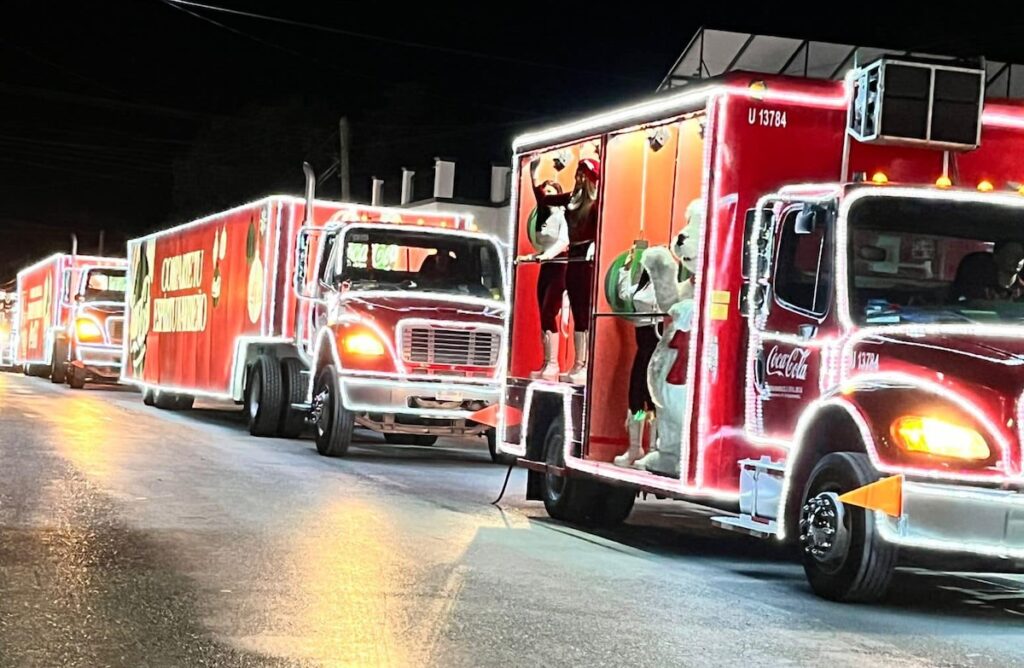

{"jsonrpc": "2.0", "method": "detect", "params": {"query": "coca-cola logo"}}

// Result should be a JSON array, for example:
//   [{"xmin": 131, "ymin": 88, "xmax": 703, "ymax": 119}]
[{"xmin": 766, "ymin": 346, "xmax": 810, "ymax": 381}]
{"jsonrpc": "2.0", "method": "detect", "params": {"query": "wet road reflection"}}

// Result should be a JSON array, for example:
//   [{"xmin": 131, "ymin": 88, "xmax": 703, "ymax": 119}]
[{"xmin": 1, "ymin": 373, "xmax": 1024, "ymax": 666}]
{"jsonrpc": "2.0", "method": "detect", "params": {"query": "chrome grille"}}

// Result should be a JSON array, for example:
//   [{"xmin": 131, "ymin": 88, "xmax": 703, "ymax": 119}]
[
  {"xmin": 402, "ymin": 325, "xmax": 499, "ymax": 367},
  {"xmin": 106, "ymin": 317, "xmax": 124, "ymax": 344}
]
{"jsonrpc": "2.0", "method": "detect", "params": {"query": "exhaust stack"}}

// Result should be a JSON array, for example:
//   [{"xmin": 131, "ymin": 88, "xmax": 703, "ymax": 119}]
[{"xmin": 302, "ymin": 162, "xmax": 316, "ymax": 226}]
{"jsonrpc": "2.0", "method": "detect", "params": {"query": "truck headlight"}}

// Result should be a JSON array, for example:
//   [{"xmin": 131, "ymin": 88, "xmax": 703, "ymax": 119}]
[
  {"xmin": 343, "ymin": 332, "xmax": 385, "ymax": 357},
  {"xmin": 890, "ymin": 415, "xmax": 990, "ymax": 461},
  {"xmin": 75, "ymin": 318, "xmax": 105, "ymax": 343}
]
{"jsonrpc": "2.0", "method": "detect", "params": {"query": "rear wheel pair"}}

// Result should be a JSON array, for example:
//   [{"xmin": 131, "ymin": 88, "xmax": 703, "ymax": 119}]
[
  {"xmin": 245, "ymin": 355, "xmax": 307, "ymax": 438},
  {"xmin": 539, "ymin": 415, "xmax": 636, "ymax": 527},
  {"xmin": 50, "ymin": 341, "xmax": 67, "ymax": 384},
  {"xmin": 148, "ymin": 389, "xmax": 193, "ymax": 410}
]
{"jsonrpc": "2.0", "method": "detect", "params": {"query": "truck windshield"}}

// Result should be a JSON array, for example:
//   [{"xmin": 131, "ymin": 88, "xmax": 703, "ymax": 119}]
[
  {"xmin": 82, "ymin": 269, "xmax": 127, "ymax": 302},
  {"xmin": 848, "ymin": 195, "xmax": 1024, "ymax": 325},
  {"xmin": 334, "ymin": 228, "xmax": 503, "ymax": 300}
]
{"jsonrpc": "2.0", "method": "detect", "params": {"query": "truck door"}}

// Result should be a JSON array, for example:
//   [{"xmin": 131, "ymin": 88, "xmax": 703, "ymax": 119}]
[
  {"xmin": 299, "ymin": 229, "xmax": 340, "ymax": 358},
  {"xmin": 749, "ymin": 202, "xmax": 834, "ymax": 441}
]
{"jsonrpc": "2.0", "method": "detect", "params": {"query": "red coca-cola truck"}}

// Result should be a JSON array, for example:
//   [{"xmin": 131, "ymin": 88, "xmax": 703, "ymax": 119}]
[
  {"xmin": 0, "ymin": 289, "xmax": 18, "ymax": 370},
  {"xmin": 15, "ymin": 253, "xmax": 127, "ymax": 387},
  {"xmin": 122, "ymin": 167, "xmax": 507, "ymax": 459},
  {"xmin": 499, "ymin": 56, "xmax": 1024, "ymax": 601}
]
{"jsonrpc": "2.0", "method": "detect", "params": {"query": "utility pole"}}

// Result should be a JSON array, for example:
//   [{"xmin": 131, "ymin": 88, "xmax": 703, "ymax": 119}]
[
  {"xmin": 338, "ymin": 116, "xmax": 351, "ymax": 201},
  {"xmin": 98, "ymin": 229, "xmax": 105, "ymax": 256}
]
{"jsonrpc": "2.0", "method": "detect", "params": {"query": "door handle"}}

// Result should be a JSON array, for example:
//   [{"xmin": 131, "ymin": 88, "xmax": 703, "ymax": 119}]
[{"xmin": 754, "ymin": 349, "xmax": 766, "ymax": 390}]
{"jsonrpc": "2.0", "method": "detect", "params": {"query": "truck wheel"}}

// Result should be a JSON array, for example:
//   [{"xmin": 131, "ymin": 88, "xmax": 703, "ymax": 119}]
[
  {"xmin": 540, "ymin": 415, "xmax": 598, "ymax": 523},
  {"xmin": 29, "ymin": 363, "xmax": 50, "ymax": 378},
  {"xmin": 383, "ymin": 433, "xmax": 438, "ymax": 446},
  {"xmin": 312, "ymin": 365, "xmax": 353, "ymax": 457},
  {"xmin": 487, "ymin": 428, "xmax": 515, "ymax": 465},
  {"xmin": 142, "ymin": 388, "xmax": 156, "ymax": 406},
  {"xmin": 68, "ymin": 365, "xmax": 86, "ymax": 389},
  {"xmin": 49, "ymin": 342, "xmax": 67, "ymax": 384},
  {"xmin": 799, "ymin": 452, "xmax": 897, "ymax": 603},
  {"xmin": 246, "ymin": 355, "xmax": 283, "ymax": 437},
  {"xmin": 174, "ymin": 394, "xmax": 194, "ymax": 410},
  {"xmin": 154, "ymin": 390, "xmax": 179, "ymax": 410},
  {"xmin": 593, "ymin": 486, "xmax": 637, "ymax": 527},
  {"xmin": 278, "ymin": 358, "xmax": 307, "ymax": 439}
]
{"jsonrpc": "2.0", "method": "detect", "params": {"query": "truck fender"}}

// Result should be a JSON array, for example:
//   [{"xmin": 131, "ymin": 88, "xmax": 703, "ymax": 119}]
[
  {"xmin": 309, "ymin": 327, "xmax": 342, "ymax": 402},
  {"xmin": 778, "ymin": 373, "xmax": 1013, "ymax": 540},
  {"xmin": 776, "ymin": 397, "xmax": 873, "ymax": 541}
]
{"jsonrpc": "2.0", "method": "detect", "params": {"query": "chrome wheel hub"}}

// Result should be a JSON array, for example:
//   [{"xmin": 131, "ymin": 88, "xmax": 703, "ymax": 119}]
[
  {"xmin": 799, "ymin": 492, "xmax": 849, "ymax": 564},
  {"xmin": 312, "ymin": 388, "xmax": 329, "ymax": 436}
]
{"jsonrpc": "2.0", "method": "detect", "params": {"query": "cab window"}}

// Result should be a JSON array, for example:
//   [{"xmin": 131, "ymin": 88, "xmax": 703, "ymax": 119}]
[{"xmin": 774, "ymin": 209, "xmax": 832, "ymax": 316}]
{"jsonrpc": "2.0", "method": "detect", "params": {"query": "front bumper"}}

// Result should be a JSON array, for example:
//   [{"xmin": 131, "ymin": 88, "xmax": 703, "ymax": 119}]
[
  {"xmin": 878, "ymin": 481, "xmax": 1024, "ymax": 559},
  {"xmin": 75, "ymin": 344, "xmax": 122, "ymax": 379},
  {"xmin": 339, "ymin": 374, "xmax": 498, "ymax": 434}
]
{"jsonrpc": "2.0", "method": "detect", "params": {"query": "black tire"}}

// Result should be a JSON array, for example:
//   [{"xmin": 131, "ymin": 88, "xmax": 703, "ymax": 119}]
[
  {"xmin": 49, "ymin": 341, "xmax": 67, "ymax": 384},
  {"xmin": 28, "ymin": 363, "xmax": 50, "ymax": 378},
  {"xmin": 142, "ymin": 388, "xmax": 156, "ymax": 406},
  {"xmin": 540, "ymin": 415, "xmax": 598, "ymax": 522},
  {"xmin": 246, "ymin": 355, "xmax": 283, "ymax": 437},
  {"xmin": 67, "ymin": 365, "xmax": 86, "ymax": 389},
  {"xmin": 278, "ymin": 358, "xmax": 308, "ymax": 439},
  {"xmin": 174, "ymin": 394, "xmax": 194, "ymax": 410},
  {"xmin": 313, "ymin": 365, "xmax": 353, "ymax": 457},
  {"xmin": 383, "ymin": 433, "xmax": 438, "ymax": 446},
  {"xmin": 592, "ymin": 486, "xmax": 637, "ymax": 527},
  {"xmin": 154, "ymin": 390, "xmax": 179, "ymax": 410},
  {"xmin": 799, "ymin": 452, "xmax": 897, "ymax": 603},
  {"xmin": 487, "ymin": 428, "xmax": 516, "ymax": 465}
]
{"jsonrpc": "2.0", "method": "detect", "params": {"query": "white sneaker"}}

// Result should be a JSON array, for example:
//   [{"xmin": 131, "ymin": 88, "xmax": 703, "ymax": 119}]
[
  {"xmin": 531, "ymin": 362, "xmax": 560, "ymax": 381},
  {"xmin": 559, "ymin": 364, "xmax": 587, "ymax": 385}
]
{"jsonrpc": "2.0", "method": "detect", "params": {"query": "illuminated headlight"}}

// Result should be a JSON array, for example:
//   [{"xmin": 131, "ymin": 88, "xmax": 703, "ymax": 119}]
[
  {"xmin": 75, "ymin": 318, "xmax": 105, "ymax": 343},
  {"xmin": 891, "ymin": 415, "xmax": 990, "ymax": 461},
  {"xmin": 343, "ymin": 332, "xmax": 385, "ymax": 357}
]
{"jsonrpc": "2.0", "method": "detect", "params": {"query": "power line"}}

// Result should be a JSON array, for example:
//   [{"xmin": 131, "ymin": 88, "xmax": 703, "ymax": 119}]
[
  {"xmin": 156, "ymin": 0, "xmax": 540, "ymax": 118},
  {"xmin": 162, "ymin": 0, "xmax": 644, "ymax": 83}
]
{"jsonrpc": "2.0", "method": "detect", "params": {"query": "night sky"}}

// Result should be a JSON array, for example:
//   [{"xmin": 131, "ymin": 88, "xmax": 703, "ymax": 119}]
[{"xmin": 3, "ymin": 2, "xmax": 1023, "ymax": 278}]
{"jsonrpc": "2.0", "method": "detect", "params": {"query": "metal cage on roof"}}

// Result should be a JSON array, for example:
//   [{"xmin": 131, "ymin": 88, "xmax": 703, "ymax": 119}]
[{"xmin": 659, "ymin": 28, "xmax": 1024, "ymax": 100}]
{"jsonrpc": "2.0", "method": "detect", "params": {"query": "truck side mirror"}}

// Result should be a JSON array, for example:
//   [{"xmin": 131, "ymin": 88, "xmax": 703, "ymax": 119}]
[
  {"xmin": 795, "ymin": 204, "xmax": 820, "ymax": 235},
  {"xmin": 293, "ymin": 228, "xmax": 320, "ymax": 300}
]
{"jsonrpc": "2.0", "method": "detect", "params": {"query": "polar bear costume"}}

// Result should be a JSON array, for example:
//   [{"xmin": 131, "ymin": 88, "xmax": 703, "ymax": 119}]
[{"xmin": 634, "ymin": 201, "xmax": 702, "ymax": 476}]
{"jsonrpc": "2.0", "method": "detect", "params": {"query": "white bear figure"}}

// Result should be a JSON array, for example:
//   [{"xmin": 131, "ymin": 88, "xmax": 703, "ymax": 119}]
[
  {"xmin": 635, "ymin": 200, "xmax": 702, "ymax": 476},
  {"xmin": 612, "ymin": 244, "xmax": 685, "ymax": 468}
]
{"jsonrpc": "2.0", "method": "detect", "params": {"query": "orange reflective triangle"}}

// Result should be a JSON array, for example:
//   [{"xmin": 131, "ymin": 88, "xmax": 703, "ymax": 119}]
[
  {"xmin": 469, "ymin": 404, "xmax": 522, "ymax": 428},
  {"xmin": 838, "ymin": 475, "xmax": 903, "ymax": 517}
]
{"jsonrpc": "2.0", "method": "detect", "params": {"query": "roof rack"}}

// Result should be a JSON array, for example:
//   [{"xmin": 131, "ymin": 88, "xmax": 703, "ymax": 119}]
[{"xmin": 659, "ymin": 28, "xmax": 1024, "ymax": 99}]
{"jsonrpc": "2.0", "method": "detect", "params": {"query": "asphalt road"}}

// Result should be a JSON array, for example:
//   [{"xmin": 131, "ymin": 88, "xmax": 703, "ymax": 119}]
[{"xmin": 0, "ymin": 371, "xmax": 1022, "ymax": 667}]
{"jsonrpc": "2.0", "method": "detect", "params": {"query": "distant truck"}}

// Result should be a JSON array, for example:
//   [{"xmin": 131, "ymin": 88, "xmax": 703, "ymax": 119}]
[
  {"xmin": 0, "ymin": 289, "xmax": 17, "ymax": 370},
  {"xmin": 122, "ymin": 167, "xmax": 508, "ymax": 460},
  {"xmin": 15, "ymin": 253, "xmax": 127, "ymax": 387}
]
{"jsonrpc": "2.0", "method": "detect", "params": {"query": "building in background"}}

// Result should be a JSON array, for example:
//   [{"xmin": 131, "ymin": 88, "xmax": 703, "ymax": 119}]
[{"xmin": 371, "ymin": 158, "xmax": 511, "ymax": 240}]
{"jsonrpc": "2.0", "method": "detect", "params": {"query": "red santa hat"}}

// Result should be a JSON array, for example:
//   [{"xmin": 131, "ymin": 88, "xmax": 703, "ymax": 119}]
[{"xmin": 577, "ymin": 158, "xmax": 600, "ymax": 182}]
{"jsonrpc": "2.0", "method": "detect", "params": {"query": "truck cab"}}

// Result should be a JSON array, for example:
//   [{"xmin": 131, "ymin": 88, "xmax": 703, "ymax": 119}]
[
  {"xmin": 55, "ymin": 265, "xmax": 127, "ymax": 388},
  {"xmin": 742, "ymin": 183, "xmax": 1024, "ymax": 594},
  {"xmin": 298, "ymin": 219, "xmax": 507, "ymax": 458}
]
